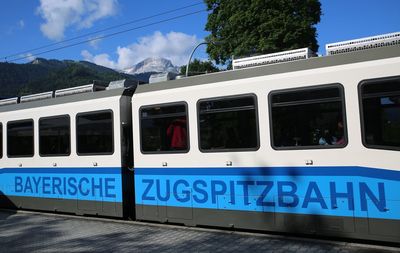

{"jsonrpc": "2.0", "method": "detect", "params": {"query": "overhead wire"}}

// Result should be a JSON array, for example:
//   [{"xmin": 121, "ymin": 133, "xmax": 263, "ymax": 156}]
[
  {"xmin": 6, "ymin": 9, "xmax": 206, "ymax": 63},
  {"xmin": 2, "ymin": 2, "xmax": 205, "ymax": 62}
]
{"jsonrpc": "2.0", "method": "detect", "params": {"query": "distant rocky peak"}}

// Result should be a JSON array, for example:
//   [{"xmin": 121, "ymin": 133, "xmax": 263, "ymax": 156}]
[
  {"xmin": 31, "ymin": 58, "xmax": 45, "ymax": 64},
  {"xmin": 123, "ymin": 57, "xmax": 180, "ymax": 75}
]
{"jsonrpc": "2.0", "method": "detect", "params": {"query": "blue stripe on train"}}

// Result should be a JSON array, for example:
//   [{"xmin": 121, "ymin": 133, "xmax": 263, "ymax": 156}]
[
  {"xmin": 135, "ymin": 166, "xmax": 400, "ymax": 180},
  {"xmin": 135, "ymin": 166, "xmax": 400, "ymax": 220},
  {"xmin": 0, "ymin": 167, "xmax": 123, "ymax": 202}
]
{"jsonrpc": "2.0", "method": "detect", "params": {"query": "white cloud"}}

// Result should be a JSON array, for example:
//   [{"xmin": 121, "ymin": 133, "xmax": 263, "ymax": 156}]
[
  {"xmin": 37, "ymin": 0, "xmax": 118, "ymax": 41},
  {"xmin": 81, "ymin": 31, "xmax": 201, "ymax": 70},
  {"xmin": 18, "ymin": 20, "xmax": 25, "ymax": 29},
  {"xmin": 81, "ymin": 50, "xmax": 116, "ymax": 69},
  {"xmin": 88, "ymin": 36, "xmax": 103, "ymax": 49},
  {"xmin": 20, "ymin": 53, "xmax": 36, "ymax": 62},
  {"xmin": 6, "ymin": 20, "xmax": 25, "ymax": 34}
]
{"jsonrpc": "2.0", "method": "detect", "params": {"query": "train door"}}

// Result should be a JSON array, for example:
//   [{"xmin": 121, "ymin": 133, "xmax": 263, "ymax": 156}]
[{"xmin": 120, "ymin": 94, "xmax": 135, "ymax": 219}]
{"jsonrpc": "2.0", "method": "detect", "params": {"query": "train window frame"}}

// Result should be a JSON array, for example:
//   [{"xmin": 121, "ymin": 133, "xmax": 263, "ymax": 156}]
[
  {"xmin": 268, "ymin": 83, "xmax": 348, "ymax": 150},
  {"xmin": 139, "ymin": 101, "xmax": 190, "ymax": 155},
  {"xmin": 39, "ymin": 114, "xmax": 71, "ymax": 157},
  {"xmin": 197, "ymin": 93, "xmax": 260, "ymax": 153},
  {"xmin": 7, "ymin": 119, "xmax": 35, "ymax": 158},
  {"xmin": 358, "ymin": 75, "xmax": 400, "ymax": 151},
  {"xmin": 76, "ymin": 109, "xmax": 114, "ymax": 156},
  {"xmin": 0, "ymin": 123, "xmax": 2, "ymax": 159}
]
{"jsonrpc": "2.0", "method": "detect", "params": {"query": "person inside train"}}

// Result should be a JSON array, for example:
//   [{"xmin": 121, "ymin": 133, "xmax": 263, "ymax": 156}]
[
  {"xmin": 166, "ymin": 117, "xmax": 187, "ymax": 150},
  {"xmin": 319, "ymin": 129, "xmax": 335, "ymax": 145},
  {"xmin": 334, "ymin": 120, "xmax": 345, "ymax": 145},
  {"xmin": 319, "ymin": 120, "xmax": 345, "ymax": 145}
]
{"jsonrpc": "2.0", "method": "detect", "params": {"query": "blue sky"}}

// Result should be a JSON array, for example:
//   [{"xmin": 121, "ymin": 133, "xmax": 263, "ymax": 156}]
[{"xmin": 0, "ymin": 0, "xmax": 399, "ymax": 69}]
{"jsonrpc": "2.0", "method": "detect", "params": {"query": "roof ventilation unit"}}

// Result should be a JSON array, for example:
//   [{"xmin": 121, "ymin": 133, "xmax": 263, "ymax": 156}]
[
  {"xmin": 0, "ymin": 97, "xmax": 19, "ymax": 107},
  {"xmin": 326, "ymin": 31, "xmax": 400, "ymax": 56},
  {"xmin": 107, "ymin": 79, "xmax": 138, "ymax": 89},
  {"xmin": 232, "ymin": 48, "xmax": 315, "ymax": 70},
  {"xmin": 55, "ymin": 82, "xmax": 106, "ymax": 97},
  {"xmin": 20, "ymin": 91, "xmax": 53, "ymax": 103},
  {"xmin": 149, "ymin": 72, "xmax": 178, "ymax": 84}
]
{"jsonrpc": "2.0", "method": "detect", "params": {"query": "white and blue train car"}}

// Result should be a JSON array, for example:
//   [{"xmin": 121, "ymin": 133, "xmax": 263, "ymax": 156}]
[
  {"xmin": 0, "ymin": 32, "xmax": 399, "ymax": 243},
  {"xmin": 132, "ymin": 37, "xmax": 400, "ymax": 242},
  {"xmin": 0, "ymin": 83, "xmax": 136, "ymax": 217}
]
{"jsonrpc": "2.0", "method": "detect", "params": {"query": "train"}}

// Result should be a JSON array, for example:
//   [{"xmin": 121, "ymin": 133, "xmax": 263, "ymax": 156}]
[{"xmin": 1, "ymin": 32, "xmax": 400, "ymax": 243}]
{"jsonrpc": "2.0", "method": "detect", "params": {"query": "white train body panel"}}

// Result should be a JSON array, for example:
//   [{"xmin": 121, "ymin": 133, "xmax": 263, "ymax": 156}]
[
  {"xmin": 0, "ymin": 92, "xmax": 129, "ymax": 217},
  {"xmin": 0, "ymin": 96, "xmax": 121, "ymax": 168}
]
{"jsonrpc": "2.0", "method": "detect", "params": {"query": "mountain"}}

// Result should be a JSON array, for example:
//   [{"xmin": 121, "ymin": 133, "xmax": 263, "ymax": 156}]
[
  {"xmin": 123, "ymin": 57, "xmax": 180, "ymax": 75},
  {"xmin": 0, "ymin": 58, "xmax": 138, "ymax": 98},
  {"xmin": 0, "ymin": 57, "xmax": 182, "ymax": 98}
]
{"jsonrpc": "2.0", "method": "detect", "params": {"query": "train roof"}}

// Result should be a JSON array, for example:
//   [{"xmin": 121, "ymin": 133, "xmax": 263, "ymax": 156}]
[
  {"xmin": 135, "ymin": 44, "xmax": 400, "ymax": 94},
  {"xmin": 0, "ymin": 84, "xmax": 136, "ymax": 113}
]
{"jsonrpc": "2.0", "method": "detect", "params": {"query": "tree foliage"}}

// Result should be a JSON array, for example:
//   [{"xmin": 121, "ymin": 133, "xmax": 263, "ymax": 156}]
[
  {"xmin": 180, "ymin": 59, "xmax": 219, "ymax": 76},
  {"xmin": 204, "ymin": 0, "xmax": 321, "ymax": 64}
]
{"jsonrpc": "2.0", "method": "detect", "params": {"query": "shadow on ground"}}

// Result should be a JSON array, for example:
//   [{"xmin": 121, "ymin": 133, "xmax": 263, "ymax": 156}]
[{"xmin": 0, "ymin": 211, "xmax": 398, "ymax": 253}]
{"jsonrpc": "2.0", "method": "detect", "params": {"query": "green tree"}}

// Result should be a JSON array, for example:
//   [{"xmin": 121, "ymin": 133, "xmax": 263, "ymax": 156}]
[
  {"xmin": 205, "ymin": 0, "xmax": 321, "ymax": 64},
  {"xmin": 180, "ymin": 59, "xmax": 220, "ymax": 76}
]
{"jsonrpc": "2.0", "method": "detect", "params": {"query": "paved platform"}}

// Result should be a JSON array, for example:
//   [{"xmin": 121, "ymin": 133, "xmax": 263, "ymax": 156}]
[{"xmin": 0, "ymin": 210, "xmax": 399, "ymax": 253}]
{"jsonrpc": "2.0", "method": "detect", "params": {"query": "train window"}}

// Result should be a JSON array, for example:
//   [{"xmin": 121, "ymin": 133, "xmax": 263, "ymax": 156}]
[
  {"xmin": 140, "ymin": 103, "xmax": 189, "ymax": 153},
  {"xmin": 360, "ymin": 76, "xmax": 400, "ymax": 150},
  {"xmin": 7, "ymin": 119, "xmax": 34, "ymax": 157},
  {"xmin": 76, "ymin": 110, "xmax": 113, "ymax": 155},
  {"xmin": 270, "ymin": 84, "xmax": 347, "ymax": 149},
  {"xmin": 39, "ymin": 115, "xmax": 70, "ymax": 156},
  {"xmin": 198, "ymin": 94, "xmax": 259, "ymax": 152},
  {"xmin": 0, "ymin": 123, "xmax": 2, "ymax": 159}
]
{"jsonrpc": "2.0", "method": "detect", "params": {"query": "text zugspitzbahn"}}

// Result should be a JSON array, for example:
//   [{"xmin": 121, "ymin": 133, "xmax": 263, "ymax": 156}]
[{"xmin": 142, "ymin": 179, "xmax": 386, "ymax": 212}]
